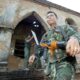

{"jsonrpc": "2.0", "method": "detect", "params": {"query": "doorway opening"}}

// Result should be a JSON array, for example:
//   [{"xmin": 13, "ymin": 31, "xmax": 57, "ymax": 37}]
[{"xmin": 12, "ymin": 12, "xmax": 46, "ymax": 58}]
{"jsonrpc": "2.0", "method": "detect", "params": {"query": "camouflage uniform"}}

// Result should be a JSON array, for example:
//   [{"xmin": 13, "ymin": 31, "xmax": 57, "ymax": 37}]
[
  {"xmin": 24, "ymin": 39, "xmax": 41, "ymax": 69},
  {"xmin": 24, "ymin": 42, "xmax": 31, "ymax": 68},
  {"xmin": 24, "ymin": 35, "xmax": 35, "ymax": 68},
  {"xmin": 40, "ymin": 25, "xmax": 80, "ymax": 80}
]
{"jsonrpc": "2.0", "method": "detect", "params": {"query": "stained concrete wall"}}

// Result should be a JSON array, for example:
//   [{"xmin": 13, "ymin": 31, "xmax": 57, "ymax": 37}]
[
  {"xmin": 0, "ymin": 1, "xmax": 80, "ymax": 77},
  {"xmin": 0, "ymin": 0, "xmax": 80, "ymax": 61},
  {"xmin": 0, "ymin": 0, "xmax": 80, "ymax": 28},
  {"xmin": 0, "ymin": 29, "xmax": 12, "ymax": 61}
]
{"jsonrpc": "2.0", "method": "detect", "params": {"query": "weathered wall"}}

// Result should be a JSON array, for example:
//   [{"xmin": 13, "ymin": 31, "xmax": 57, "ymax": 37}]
[
  {"xmin": 0, "ymin": 29, "xmax": 12, "ymax": 61},
  {"xmin": 0, "ymin": 0, "xmax": 80, "ymax": 28},
  {"xmin": 0, "ymin": 0, "xmax": 80, "ymax": 61}
]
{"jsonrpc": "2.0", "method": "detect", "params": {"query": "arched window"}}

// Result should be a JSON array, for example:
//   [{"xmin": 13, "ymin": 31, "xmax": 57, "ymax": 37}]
[{"xmin": 65, "ymin": 18, "xmax": 76, "ymax": 26}]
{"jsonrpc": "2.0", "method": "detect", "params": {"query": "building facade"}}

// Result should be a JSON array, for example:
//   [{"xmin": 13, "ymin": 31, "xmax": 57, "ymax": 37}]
[{"xmin": 0, "ymin": 0, "xmax": 80, "ymax": 71}]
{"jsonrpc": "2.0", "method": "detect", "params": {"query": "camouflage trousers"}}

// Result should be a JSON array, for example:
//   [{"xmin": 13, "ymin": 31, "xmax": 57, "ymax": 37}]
[
  {"xmin": 44, "ymin": 61, "xmax": 75, "ymax": 80},
  {"xmin": 24, "ymin": 43, "xmax": 31, "ymax": 68}
]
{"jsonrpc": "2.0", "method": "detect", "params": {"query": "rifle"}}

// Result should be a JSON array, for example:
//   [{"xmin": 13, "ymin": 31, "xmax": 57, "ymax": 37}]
[
  {"xmin": 31, "ymin": 30, "xmax": 66, "ymax": 61},
  {"xmin": 40, "ymin": 41, "xmax": 66, "ymax": 59}
]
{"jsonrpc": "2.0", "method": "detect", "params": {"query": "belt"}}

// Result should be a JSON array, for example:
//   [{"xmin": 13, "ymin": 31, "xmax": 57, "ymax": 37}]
[{"xmin": 50, "ymin": 56, "xmax": 67, "ymax": 63}]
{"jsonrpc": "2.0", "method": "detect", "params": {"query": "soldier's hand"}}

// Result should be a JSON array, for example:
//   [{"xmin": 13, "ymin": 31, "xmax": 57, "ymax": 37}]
[
  {"xmin": 66, "ymin": 37, "xmax": 80, "ymax": 56},
  {"xmin": 28, "ymin": 54, "xmax": 36, "ymax": 64}
]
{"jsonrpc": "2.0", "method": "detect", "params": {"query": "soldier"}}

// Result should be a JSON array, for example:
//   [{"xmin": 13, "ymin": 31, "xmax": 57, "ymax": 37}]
[
  {"xmin": 24, "ymin": 34, "xmax": 34, "ymax": 68},
  {"xmin": 29, "ymin": 11, "xmax": 80, "ymax": 80}
]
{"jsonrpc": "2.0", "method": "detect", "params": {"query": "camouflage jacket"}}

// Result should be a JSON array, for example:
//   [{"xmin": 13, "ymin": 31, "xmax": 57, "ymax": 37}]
[{"xmin": 40, "ymin": 25, "xmax": 80, "ymax": 64}]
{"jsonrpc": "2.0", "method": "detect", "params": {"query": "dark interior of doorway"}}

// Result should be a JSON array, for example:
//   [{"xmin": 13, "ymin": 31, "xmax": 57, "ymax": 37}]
[{"xmin": 13, "ymin": 13, "xmax": 46, "ymax": 58}]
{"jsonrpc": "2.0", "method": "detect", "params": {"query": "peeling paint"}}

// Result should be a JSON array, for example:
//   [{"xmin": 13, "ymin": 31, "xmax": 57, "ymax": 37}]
[
  {"xmin": 0, "ymin": 1, "xmax": 19, "ymax": 27},
  {"xmin": 0, "ymin": 42, "xmax": 9, "ymax": 61}
]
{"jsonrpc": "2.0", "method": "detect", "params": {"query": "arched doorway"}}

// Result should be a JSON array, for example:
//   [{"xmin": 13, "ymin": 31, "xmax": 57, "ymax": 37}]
[{"xmin": 12, "ymin": 11, "xmax": 46, "ymax": 59}]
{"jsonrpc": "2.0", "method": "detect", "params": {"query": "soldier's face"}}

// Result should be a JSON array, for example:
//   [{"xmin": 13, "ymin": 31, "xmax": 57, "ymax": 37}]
[{"xmin": 47, "ymin": 13, "xmax": 57, "ymax": 26}]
